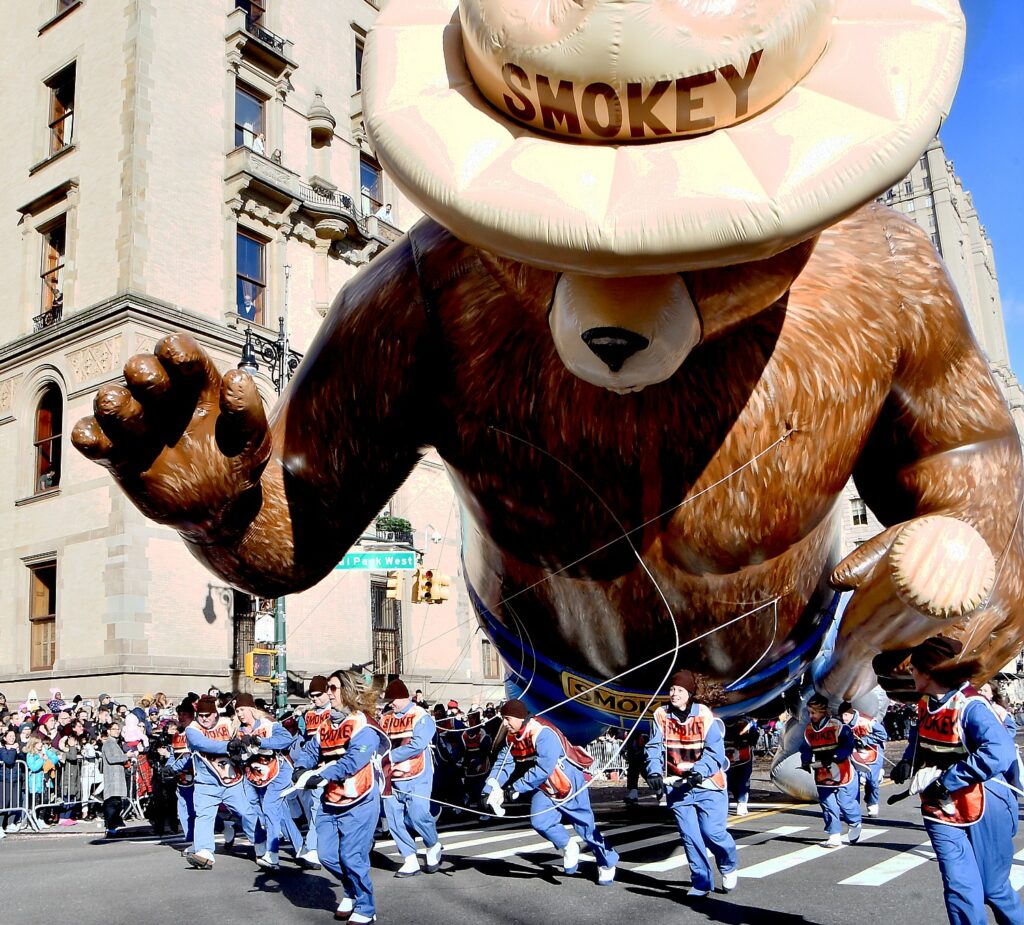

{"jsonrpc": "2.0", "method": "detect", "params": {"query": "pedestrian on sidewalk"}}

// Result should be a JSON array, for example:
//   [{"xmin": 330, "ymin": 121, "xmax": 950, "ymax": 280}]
[
  {"xmin": 645, "ymin": 671, "xmax": 738, "ymax": 896},
  {"xmin": 99, "ymin": 722, "xmax": 129, "ymax": 836},
  {"xmin": 801, "ymin": 694, "xmax": 862, "ymax": 848},
  {"xmin": 483, "ymin": 699, "xmax": 619, "ymax": 886},
  {"xmin": 890, "ymin": 636, "xmax": 1023, "ymax": 925}
]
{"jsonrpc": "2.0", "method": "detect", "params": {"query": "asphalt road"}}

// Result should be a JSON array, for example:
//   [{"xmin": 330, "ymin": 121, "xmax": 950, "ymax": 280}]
[{"xmin": 2, "ymin": 779, "xmax": 1022, "ymax": 925}]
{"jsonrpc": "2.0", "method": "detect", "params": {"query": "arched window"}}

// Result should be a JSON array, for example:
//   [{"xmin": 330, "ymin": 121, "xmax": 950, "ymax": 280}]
[{"xmin": 33, "ymin": 385, "xmax": 62, "ymax": 493}]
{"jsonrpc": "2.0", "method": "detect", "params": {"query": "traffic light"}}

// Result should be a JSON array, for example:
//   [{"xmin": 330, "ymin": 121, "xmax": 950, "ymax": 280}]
[
  {"xmin": 245, "ymin": 648, "xmax": 277, "ymax": 682},
  {"xmin": 433, "ymin": 572, "xmax": 452, "ymax": 602},
  {"xmin": 420, "ymin": 568, "xmax": 436, "ymax": 602},
  {"xmin": 385, "ymin": 570, "xmax": 401, "ymax": 600}
]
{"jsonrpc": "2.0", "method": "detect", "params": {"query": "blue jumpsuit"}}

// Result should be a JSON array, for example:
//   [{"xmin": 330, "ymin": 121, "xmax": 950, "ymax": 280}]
[
  {"xmin": 185, "ymin": 723, "xmax": 259, "ymax": 859},
  {"xmin": 646, "ymin": 704, "xmax": 738, "ymax": 892},
  {"xmin": 166, "ymin": 734, "xmax": 195, "ymax": 846},
  {"xmin": 382, "ymin": 704, "xmax": 439, "ymax": 859},
  {"xmin": 723, "ymin": 719, "xmax": 758, "ymax": 807},
  {"xmin": 800, "ymin": 717, "xmax": 862, "ymax": 836},
  {"xmin": 297, "ymin": 705, "xmax": 330, "ymax": 855},
  {"xmin": 486, "ymin": 719, "xmax": 619, "ymax": 873},
  {"xmin": 903, "ymin": 687, "xmax": 1023, "ymax": 925},
  {"xmin": 846, "ymin": 710, "xmax": 888, "ymax": 810},
  {"xmin": 241, "ymin": 720, "xmax": 304, "ymax": 856},
  {"xmin": 294, "ymin": 717, "xmax": 388, "ymax": 919}
]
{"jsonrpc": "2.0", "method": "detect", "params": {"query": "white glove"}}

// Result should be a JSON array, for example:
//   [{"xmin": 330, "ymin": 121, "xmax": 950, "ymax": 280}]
[
  {"xmin": 909, "ymin": 766, "xmax": 942, "ymax": 795},
  {"xmin": 483, "ymin": 779, "xmax": 505, "ymax": 817}
]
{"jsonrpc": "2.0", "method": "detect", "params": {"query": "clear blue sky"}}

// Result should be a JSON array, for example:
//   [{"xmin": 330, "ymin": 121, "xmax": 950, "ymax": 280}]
[{"xmin": 940, "ymin": 1, "xmax": 1024, "ymax": 374}]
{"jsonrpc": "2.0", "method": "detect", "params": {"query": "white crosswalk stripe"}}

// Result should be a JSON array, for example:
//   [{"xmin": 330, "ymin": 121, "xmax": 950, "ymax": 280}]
[
  {"xmin": 376, "ymin": 820, "xmax": 521, "ymax": 851},
  {"xmin": 738, "ymin": 827, "xmax": 887, "ymax": 879},
  {"xmin": 1010, "ymin": 848, "xmax": 1024, "ymax": 892},
  {"xmin": 474, "ymin": 824, "xmax": 650, "ymax": 860},
  {"xmin": 631, "ymin": 824, "xmax": 806, "ymax": 873},
  {"xmin": 838, "ymin": 840, "xmax": 935, "ymax": 886}
]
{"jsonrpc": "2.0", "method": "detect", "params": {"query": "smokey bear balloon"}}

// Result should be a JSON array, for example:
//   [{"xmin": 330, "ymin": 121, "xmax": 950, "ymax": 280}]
[{"xmin": 74, "ymin": 0, "xmax": 1022, "ymax": 746}]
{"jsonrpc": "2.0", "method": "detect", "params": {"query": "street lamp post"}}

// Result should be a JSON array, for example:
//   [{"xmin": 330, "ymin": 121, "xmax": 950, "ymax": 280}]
[{"xmin": 236, "ymin": 268, "xmax": 301, "ymax": 716}]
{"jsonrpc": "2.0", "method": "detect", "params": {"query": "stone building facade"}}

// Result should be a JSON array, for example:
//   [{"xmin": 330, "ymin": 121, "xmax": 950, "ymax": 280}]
[{"xmin": 0, "ymin": 0, "xmax": 504, "ymax": 705}]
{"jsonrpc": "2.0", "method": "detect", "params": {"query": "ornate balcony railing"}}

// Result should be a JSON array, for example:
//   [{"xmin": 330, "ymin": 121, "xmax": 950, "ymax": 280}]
[
  {"xmin": 33, "ymin": 302, "xmax": 63, "ymax": 332},
  {"xmin": 375, "ymin": 528, "xmax": 415, "ymax": 546},
  {"xmin": 244, "ymin": 15, "xmax": 286, "ymax": 52}
]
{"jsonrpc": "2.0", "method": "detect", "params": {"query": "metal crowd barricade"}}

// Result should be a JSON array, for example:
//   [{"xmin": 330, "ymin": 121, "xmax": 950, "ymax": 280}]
[
  {"xmin": 20, "ymin": 756, "xmax": 102, "ymax": 829},
  {"xmin": 1, "ymin": 759, "xmax": 29, "ymax": 831},
  {"xmin": 587, "ymin": 737, "xmax": 627, "ymax": 779}
]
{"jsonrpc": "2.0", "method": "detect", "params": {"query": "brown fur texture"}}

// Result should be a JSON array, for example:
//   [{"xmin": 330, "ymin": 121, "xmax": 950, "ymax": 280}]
[{"xmin": 72, "ymin": 204, "xmax": 1024, "ymax": 705}]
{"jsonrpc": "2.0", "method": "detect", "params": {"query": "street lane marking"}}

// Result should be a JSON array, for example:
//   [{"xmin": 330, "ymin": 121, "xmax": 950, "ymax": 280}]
[
  {"xmin": 838, "ymin": 841, "xmax": 935, "ymax": 886},
  {"xmin": 1010, "ymin": 848, "xmax": 1024, "ymax": 891},
  {"xmin": 475, "ymin": 824, "xmax": 650, "ymax": 860},
  {"xmin": 631, "ymin": 824, "xmax": 806, "ymax": 873},
  {"xmin": 376, "ymin": 820, "xmax": 521, "ymax": 850},
  {"xmin": 395, "ymin": 826, "xmax": 559, "ymax": 857},
  {"xmin": 737, "ymin": 827, "xmax": 886, "ymax": 879}
]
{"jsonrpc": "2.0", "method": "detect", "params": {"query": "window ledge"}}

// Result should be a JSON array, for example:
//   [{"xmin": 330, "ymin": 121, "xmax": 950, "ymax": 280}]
[
  {"xmin": 29, "ymin": 144, "xmax": 76, "ymax": 177},
  {"xmin": 39, "ymin": 1, "xmax": 83, "ymax": 36},
  {"xmin": 16, "ymin": 488, "xmax": 62, "ymax": 506}
]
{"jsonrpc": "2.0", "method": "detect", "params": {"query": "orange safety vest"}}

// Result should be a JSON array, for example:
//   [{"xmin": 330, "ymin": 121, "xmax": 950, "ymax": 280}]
[
  {"xmin": 653, "ymin": 705, "xmax": 728, "ymax": 790},
  {"xmin": 803, "ymin": 717, "xmax": 854, "ymax": 788},
  {"xmin": 462, "ymin": 728, "xmax": 491, "ymax": 778},
  {"xmin": 848, "ymin": 714, "xmax": 880, "ymax": 769},
  {"xmin": 508, "ymin": 717, "xmax": 590, "ymax": 800},
  {"xmin": 304, "ymin": 707, "xmax": 329, "ymax": 740},
  {"xmin": 316, "ymin": 711, "xmax": 389, "ymax": 807},
  {"xmin": 171, "ymin": 730, "xmax": 194, "ymax": 787},
  {"xmin": 379, "ymin": 705, "xmax": 429, "ymax": 781},
  {"xmin": 913, "ymin": 688, "xmax": 986, "ymax": 827},
  {"xmin": 188, "ymin": 718, "xmax": 243, "ymax": 787},
  {"xmin": 240, "ymin": 717, "xmax": 289, "ymax": 786}
]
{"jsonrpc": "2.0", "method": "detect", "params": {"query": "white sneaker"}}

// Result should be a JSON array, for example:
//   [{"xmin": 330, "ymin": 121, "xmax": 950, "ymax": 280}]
[
  {"xmin": 336, "ymin": 897, "xmax": 354, "ymax": 919},
  {"xmin": 866, "ymin": 804, "xmax": 879, "ymax": 817},
  {"xmin": 180, "ymin": 845, "xmax": 194, "ymax": 857},
  {"xmin": 222, "ymin": 821, "xmax": 236, "ymax": 849},
  {"xmin": 687, "ymin": 887, "xmax": 710, "ymax": 898},
  {"xmin": 822, "ymin": 833, "xmax": 842, "ymax": 849},
  {"xmin": 847, "ymin": 825, "xmax": 862, "ymax": 844},
  {"xmin": 254, "ymin": 841, "xmax": 267, "ymax": 858},
  {"xmin": 348, "ymin": 915, "xmax": 376, "ymax": 925},
  {"xmin": 625, "ymin": 789, "xmax": 639, "ymax": 803},
  {"xmin": 735, "ymin": 802, "xmax": 749, "ymax": 816},
  {"xmin": 395, "ymin": 854, "xmax": 421, "ymax": 878},
  {"xmin": 256, "ymin": 851, "xmax": 279, "ymax": 869},
  {"xmin": 722, "ymin": 870, "xmax": 738, "ymax": 891},
  {"xmin": 598, "ymin": 865, "xmax": 616, "ymax": 886},
  {"xmin": 424, "ymin": 841, "xmax": 443, "ymax": 873},
  {"xmin": 298, "ymin": 848, "xmax": 322, "ymax": 869},
  {"xmin": 186, "ymin": 849, "xmax": 216, "ymax": 869},
  {"xmin": 563, "ymin": 836, "xmax": 580, "ymax": 874}
]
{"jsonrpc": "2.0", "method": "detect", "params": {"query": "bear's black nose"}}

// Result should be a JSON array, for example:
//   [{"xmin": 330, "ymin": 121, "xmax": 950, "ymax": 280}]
[{"xmin": 580, "ymin": 327, "xmax": 650, "ymax": 373}]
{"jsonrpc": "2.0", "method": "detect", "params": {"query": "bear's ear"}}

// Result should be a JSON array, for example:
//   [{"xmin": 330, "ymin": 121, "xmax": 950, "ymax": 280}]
[{"xmin": 686, "ymin": 235, "xmax": 818, "ymax": 340}]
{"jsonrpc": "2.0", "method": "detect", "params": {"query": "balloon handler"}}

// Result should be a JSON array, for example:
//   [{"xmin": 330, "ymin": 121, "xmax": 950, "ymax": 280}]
[
  {"xmin": 72, "ymin": 0, "xmax": 1024, "ymax": 797},
  {"xmin": 800, "ymin": 694, "xmax": 862, "ymax": 848},
  {"xmin": 888, "ymin": 637, "xmax": 1023, "ymax": 925},
  {"xmin": 378, "ymin": 679, "xmax": 443, "ymax": 877},
  {"xmin": 184, "ymin": 696, "xmax": 260, "ymax": 870},
  {"xmin": 645, "ymin": 671, "xmax": 738, "ymax": 897},
  {"xmin": 839, "ymin": 699, "xmax": 888, "ymax": 818},
  {"xmin": 291, "ymin": 670, "xmax": 391, "ymax": 925},
  {"xmin": 482, "ymin": 700, "xmax": 619, "ymax": 886}
]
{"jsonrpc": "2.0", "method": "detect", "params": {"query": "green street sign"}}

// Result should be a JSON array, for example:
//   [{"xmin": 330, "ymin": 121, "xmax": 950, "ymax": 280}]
[{"xmin": 335, "ymin": 551, "xmax": 417, "ymax": 571}]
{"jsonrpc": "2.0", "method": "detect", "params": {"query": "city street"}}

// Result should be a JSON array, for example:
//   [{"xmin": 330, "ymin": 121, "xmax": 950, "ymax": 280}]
[{"xmin": 3, "ymin": 781, "xmax": 1022, "ymax": 925}]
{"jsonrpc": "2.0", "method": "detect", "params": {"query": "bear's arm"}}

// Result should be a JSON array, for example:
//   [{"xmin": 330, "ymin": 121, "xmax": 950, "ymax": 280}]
[
  {"xmin": 187, "ymin": 235, "xmax": 436, "ymax": 596},
  {"xmin": 842, "ymin": 210, "xmax": 1024, "ymax": 677}
]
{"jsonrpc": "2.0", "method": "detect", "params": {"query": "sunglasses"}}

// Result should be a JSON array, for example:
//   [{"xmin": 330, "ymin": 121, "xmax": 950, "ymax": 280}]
[{"xmin": 327, "ymin": 683, "xmax": 341, "ymax": 692}]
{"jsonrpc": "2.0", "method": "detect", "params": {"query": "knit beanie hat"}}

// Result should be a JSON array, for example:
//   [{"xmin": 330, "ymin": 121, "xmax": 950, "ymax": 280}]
[
  {"xmin": 668, "ymin": 670, "xmax": 696, "ymax": 693},
  {"xmin": 909, "ymin": 636, "xmax": 963, "ymax": 673},
  {"xmin": 234, "ymin": 693, "xmax": 256, "ymax": 709},
  {"xmin": 499, "ymin": 699, "xmax": 530, "ymax": 720},
  {"xmin": 384, "ymin": 679, "xmax": 409, "ymax": 700},
  {"xmin": 195, "ymin": 696, "xmax": 217, "ymax": 715},
  {"xmin": 308, "ymin": 675, "xmax": 329, "ymax": 695}
]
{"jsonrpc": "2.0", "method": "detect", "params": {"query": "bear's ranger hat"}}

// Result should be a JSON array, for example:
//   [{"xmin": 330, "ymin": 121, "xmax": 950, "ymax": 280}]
[{"xmin": 364, "ymin": 0, "xmax": 964, "ymax": 276}]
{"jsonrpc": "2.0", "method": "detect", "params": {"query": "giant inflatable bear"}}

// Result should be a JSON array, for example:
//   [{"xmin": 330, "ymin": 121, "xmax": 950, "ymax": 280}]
[{"xmin": 73, "ymin": 0, "xmax": 1022, "ymax": 785}]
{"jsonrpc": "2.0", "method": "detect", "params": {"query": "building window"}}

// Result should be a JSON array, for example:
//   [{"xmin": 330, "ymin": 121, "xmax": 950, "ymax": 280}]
[
  {"xmin": 360, "ymin": 154, "xmax": 382, "ymax": 216},
  {"xmin": 850, "ymin": 498, "xmax": 868, "ymax": 527},
  {"xmin": 231, "ymin": 590, "xmax": 256, "ymax": 670},
  {"xmin": 29, "ymin": 561, "xmax": 57, "ymax": 671},
  {"xmin": 46, "ymin": 62, "xmax": 76, "ymax": 156},
  {"xmin": 371, "ymin": 581, "xmax": 403, "ymax": 676},
  {"xmin": 235, "ymin": 0, "xmax": 266, "ymax": 25},
  {"xmin": 355, "ymin": 36, "xmax": 364, "ymax": 92},
  {"xmin": 236, "ymin": 229, "xmax": 265, "ymax": 324},
  {"xmin": 234, "ymin": 82, "xmax": 265, "ymax": 150},
  {"xmin": 903, "ymin": 179, "xmax": 913, "ymax": 195},
  {"xmin": 931, "ymin": 232, "xmax": 941, "ymax": 254},
  {"xmin": 33, "ymin": 385, "xmax": 63, "ymax": 493},
  {"xmin": 39, "ymin": 217, "xmax": 66, "ymax": 315},
  {"xmin": 482, "ymin": 639, "xmax": 502, "ymax": 680},
  {"xmin": 904, "ymin": 199, "xmax": 915, "ymax": 212}
]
